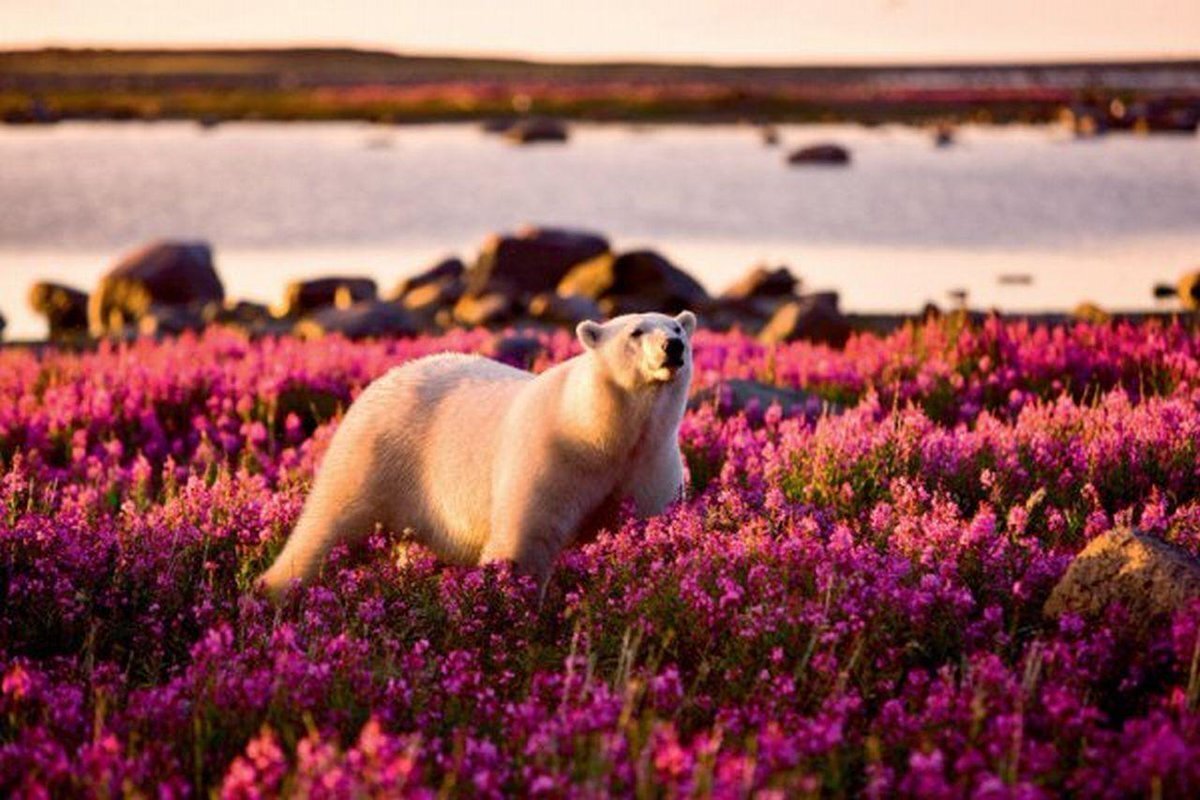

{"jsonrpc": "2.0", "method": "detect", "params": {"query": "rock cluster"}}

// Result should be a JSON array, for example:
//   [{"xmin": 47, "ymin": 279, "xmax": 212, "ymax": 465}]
[{"xmin": 23, "ymin": 230, "xmax": 853, "ymax": 347}]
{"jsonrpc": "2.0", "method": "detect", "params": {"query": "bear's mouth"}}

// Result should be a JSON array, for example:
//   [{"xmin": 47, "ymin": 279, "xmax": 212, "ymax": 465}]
[{"xmin": 651, "ymin": 360, "xmax": 685, "ymax": 382}]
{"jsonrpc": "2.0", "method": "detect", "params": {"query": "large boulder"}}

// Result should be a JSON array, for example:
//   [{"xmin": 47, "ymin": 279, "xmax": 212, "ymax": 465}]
[
  {"xmin": 28, "ymin": 282, "xmax": 89, "ymax": 341},
  {"xmin": 1045, "ymin": 528, "xmax": 1200, "ymax": 635},
  {"xmin": 393, "ymin": 258, "xmax": 467, "ymax": 320},
  {"xmin": 710, "ymin": 264, "xmax": 802, "ymax": 333},
  {"xmin": 468, "ymin": 227, "xmax": 609, "ymax": 299},
  {"xmin": 758, "ymin": 293, "xmax": 851, "ymax": 347},
  {"xmin": 720, "ymin": 264, "xmax": 800, "ymax": 301},
  {"xmin": 279, "ymin": 277, "xmax": 377, "ymax": 319},
  {"xmin": 390, "ymin": 257, "xmax": 465, "ymax": 301},
  {"xmin": 294, "ymin": 301, "xmax": 418, "ymax": 341},
  {"xmin": 89, "ymin": 241, "xmax": 224, "ymax": 335},
  {"xmin": 787, "ymin": 144, "xmax": 851, "ymax": 166},
  {"xmin": 557, "ymin": 250, "xmax": 709, "ymax": 315}
]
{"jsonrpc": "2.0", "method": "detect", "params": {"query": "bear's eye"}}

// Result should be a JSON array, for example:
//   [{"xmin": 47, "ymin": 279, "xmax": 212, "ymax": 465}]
[{"xmin": 630, "ymin": 329, "xmax": 644, "ymax": 338}]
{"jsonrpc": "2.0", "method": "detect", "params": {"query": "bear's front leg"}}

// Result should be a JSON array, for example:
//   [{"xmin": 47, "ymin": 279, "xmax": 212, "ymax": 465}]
[
  {"xmin": 479, "ymin": 503, "xmax": 577, "ymax": 601},
  {"xmin": 626, "ymin": 443, "xmax": 687, "ymax": 517},
  {"xmin": 480, "ymin": 458, "xmax": 603, "ymax": 601}
]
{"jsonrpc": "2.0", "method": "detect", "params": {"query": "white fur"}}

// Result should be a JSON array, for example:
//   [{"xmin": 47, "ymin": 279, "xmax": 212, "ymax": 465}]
[{"xmin": 259, "ymin": 310, "xmax": 696, "ymax": 600}]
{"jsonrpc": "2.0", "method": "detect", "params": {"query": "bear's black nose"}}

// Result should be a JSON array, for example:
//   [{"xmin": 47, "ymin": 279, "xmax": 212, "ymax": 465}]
[{"xmin": 664, "ymin": 337, "xmax": 685, "ymax": 365}]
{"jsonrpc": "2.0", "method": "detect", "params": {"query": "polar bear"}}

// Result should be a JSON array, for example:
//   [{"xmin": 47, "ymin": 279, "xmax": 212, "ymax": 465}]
[{"xmin": 258, "ymin": 310, "xmax": 696, "ymax": 600}]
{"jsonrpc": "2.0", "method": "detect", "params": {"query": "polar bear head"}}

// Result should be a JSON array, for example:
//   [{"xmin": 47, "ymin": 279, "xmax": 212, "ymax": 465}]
[{"xmin": 576, "ymin": 311, "xmax": 697, "ymax": 389}]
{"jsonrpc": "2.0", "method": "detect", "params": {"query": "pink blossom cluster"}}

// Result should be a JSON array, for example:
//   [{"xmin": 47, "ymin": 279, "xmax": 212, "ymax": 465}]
[{"xmin": 2, "ymin": 318, "xmax": 1200, "ymax": 797}]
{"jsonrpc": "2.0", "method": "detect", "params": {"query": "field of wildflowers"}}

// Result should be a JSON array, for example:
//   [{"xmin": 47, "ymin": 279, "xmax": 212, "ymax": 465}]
[{"xmin": 3, "ymin": 316, "xmax": 1200, "ymax": 798}]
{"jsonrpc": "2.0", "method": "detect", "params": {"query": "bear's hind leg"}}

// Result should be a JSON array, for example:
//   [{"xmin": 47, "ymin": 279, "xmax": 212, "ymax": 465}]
[{"xmin": 257, "ymin": 500, "xmax": 377, "ymax": 601}]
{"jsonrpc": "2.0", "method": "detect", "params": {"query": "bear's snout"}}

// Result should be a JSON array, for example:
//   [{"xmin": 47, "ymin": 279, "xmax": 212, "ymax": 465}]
[{"xmin": 664, "ymin": 338, "xmax": 685, "ymax": 367}]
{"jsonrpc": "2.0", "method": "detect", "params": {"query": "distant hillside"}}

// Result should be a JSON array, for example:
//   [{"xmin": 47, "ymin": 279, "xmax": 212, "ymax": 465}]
[{"xmin": 2, "ymin": 47, "xmax": 1198, "ymax": 124}]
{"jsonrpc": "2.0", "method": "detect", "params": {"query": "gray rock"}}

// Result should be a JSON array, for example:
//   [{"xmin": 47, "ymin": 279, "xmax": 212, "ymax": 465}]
[
  {"xmin": 468, "ymin": 227, "xmax": 609, "ymax": 299},
  {"xmin": 704, "ymin": 301, "xmax": 776, "ymax": 335},
  {"xmin": 211, "ymin": 300, "xmax": 293, "ymax": 338},
  {"xmin": 720, "ymin": 264, "xmax": 800, "ymax": 301},
  {"xmin": 280, "ymin": 277, "xmax": 377, "ymax": 319},
  {"xmin": 90, "ymin": 241, "xmax": 223, "ymax": 335},
  {"xmin": 294, "ymin": 300, "xmax": 418, "ymax": 340},
  {"xmin": 758, "ymin": 293, "xmax": 851, "ymax": 347},
  {"xmin": 400, "ymin": 277, "xmax": 465, "ymax": 315},
  {"xmin": 689, "ymin": 379, "xmax": 839, "ymax": 421},
  {"xmin": 453, "ymin": 293, "xmax": 518, "ymax": 328},
  {"xmin": 137, "ymin": 303, "xmax": 208, "ymax": 337},
  {"xmin": 1045, "ymin": 528, "xmax": 1200, "ymax": 636},
  {"xmin": 211, "ymin": 299, "xmax": 272, "ymax": 327},
  {"xmin": 708, "ymin": 266, "xmax": 800, "ymax": 335},
  {"xmin": 486, "ymin": 334, "xmax": 545, "ymax": 369},
  {"xmin": 28, "ymin": 281, "xmax": 89, "ymax": 341},
  {"xmin": 503, "ymin": 117, "xmax": 569, "ymax": 144},
  {"xmin": 390, "ymin": 257, "xmax": 466, "ymax": 301},
  {"xmin": 787, "ymin": 144, "xmax": 851, "ymax": 165},
  {"xmin": 557, "ymin": 250, "xmax": 709, "ymax": 314}
]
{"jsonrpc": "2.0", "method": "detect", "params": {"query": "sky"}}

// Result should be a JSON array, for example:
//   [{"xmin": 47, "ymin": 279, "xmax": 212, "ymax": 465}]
[{"xmin": 0, "ymin": 0, "xmax": 1198, "ymax": 64}]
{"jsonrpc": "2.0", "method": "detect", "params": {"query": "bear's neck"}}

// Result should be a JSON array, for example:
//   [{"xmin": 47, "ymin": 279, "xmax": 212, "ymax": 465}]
[{"xmin": 562, "ymin": 355, "xmax": 670, "ymax": 460}]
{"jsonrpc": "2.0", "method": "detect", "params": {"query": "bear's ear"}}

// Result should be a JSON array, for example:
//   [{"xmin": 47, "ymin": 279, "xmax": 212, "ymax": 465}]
[
  {"xmin": 675, "ymin": 310, "xmax": 697, "ymax": 336},
  {"xmin": 576, "ymin": 320, "xmax": 604, "ymax": 350}
]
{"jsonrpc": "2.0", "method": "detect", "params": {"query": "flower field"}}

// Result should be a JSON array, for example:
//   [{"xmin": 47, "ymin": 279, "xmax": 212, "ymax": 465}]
[{"xmin": 3, "ymin": 316, "xmax": 1200, "ymax": 798}]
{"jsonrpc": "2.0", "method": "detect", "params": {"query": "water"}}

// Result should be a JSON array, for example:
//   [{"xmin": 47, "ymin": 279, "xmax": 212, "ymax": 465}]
[{"xmin": 1, "ymin": 121, "xmax": 1198, "ymax": 339}]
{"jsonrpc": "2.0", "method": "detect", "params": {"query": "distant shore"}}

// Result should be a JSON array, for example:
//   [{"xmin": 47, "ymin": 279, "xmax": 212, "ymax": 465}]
[{"xmin": 3, "ymin": 47, "xmax": 1199, "ymax": 125}]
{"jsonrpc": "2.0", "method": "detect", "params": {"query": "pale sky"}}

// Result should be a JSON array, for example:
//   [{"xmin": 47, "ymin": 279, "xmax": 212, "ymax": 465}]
[{"xmin": 1, "ymin": 0, "xmax": 1197, "ymax": 64}]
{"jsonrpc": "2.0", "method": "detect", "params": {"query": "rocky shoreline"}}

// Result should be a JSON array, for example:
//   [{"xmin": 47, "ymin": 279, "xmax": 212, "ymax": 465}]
[{"xmin": 7, "ymin": 228, "xmax": 1198, "ymax": 349}]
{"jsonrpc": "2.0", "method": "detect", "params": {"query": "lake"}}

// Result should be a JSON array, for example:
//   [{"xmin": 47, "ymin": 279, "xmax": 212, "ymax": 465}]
[{"xmin": 1, "ymin": 121, "xmax": 1197, "ymax": 339}]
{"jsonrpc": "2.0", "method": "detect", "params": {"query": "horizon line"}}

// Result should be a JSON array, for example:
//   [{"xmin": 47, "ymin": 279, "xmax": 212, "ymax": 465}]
[{"xmin": 4, "ymin": 40, "xmax": 1200, "ymax": 69}]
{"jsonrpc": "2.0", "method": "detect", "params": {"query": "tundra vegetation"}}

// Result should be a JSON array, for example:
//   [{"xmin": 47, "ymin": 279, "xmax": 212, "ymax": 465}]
[{"xmin": 3, "ymin": 317, "xmax": 1200, "ymax": 797}]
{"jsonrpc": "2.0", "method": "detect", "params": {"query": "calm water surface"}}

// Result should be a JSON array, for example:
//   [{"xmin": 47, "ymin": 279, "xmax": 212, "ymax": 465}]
[{"xmin": 1, "ymin": 121, "xmax": 1197, "ymax": 338}]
